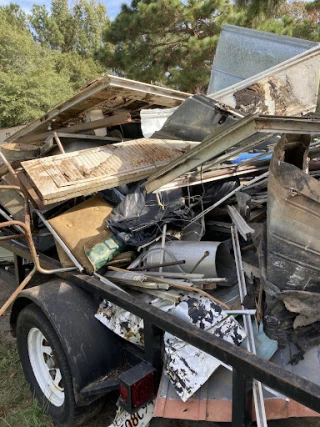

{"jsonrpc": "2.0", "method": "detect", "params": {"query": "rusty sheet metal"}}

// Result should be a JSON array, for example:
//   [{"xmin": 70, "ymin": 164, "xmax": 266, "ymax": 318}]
[
  {"xmin": 155, "ymin": 342, "xmax": 320, "ymax": 422},
  {"xmin": 267, "ymin": 133, "xmax": 320, "ymax": 293},
  {"xmin": 211, "ymin": 45, "xmax": 320, "ymax": 116},
  {"xmin": 264, "ymin": 133, "xmax": 320, "ymax": 345},
  {"xmin": 6, "ymin": 75, "xmax": 191, "ymax": 144},
  {"xmin": 21, "ymin": 138, "xmax": 196, "ymax": 205}
]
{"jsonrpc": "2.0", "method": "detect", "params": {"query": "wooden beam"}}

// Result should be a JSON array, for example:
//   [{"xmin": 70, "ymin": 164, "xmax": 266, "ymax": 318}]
[{"xmin": 15, "ymin": 112, "xmax": 132, "ymax": 144}]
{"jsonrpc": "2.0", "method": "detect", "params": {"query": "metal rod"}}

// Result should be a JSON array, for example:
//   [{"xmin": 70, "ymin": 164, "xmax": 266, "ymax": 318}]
[
  {"xmin": 189, "ymin": 277, "xmax": 227, "ymax": 283},
  {"xmin": 108, "ymin": 266, "xmax": 231, "ymax": 309},
  {"xmin": 225, "ymin": 310, "xmax": 256, "ymax": 315},
  {"xmin": 190, "ymin": 250, "xmax": 210, "ymax": 274},
  {"xmin": 35, "ymin": 210, "xmax": 84, "ymax": 272},
  {"xmin": 130, "ymin": 260, "xmax": 186, "ymax": 271},
  {"xmin": 93, "ymin": 272, "xmax": 127, "ymax": 293},
  {"xmin": 190, "ymin": 171, "xmax": 269, "ymax": 224},
  {"xmin": 137, "ymin": 271, "xmax": 204, "ymax": 279},
  {"xmin": 231, "ymin": 225, "xmax": 268, "ymax": 427},
  {"xmin": 159, "ymin": 223, "xmax": 167, "ymax": 274},
  {"xmin": 0, "ymin": 234, "xmax": 25, "ymax": 241}
]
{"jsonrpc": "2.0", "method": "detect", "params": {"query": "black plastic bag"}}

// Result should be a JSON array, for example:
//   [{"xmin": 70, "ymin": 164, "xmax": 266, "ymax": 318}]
[{"xmin": 106, "ymin": 184, "xmax": 194, "ymax": 247}]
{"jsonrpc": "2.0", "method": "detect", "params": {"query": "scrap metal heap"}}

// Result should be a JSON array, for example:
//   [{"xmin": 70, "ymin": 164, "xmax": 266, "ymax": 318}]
[{"xmin": 1, "ymin": 26, "xmax": 320, "ymax": 425}]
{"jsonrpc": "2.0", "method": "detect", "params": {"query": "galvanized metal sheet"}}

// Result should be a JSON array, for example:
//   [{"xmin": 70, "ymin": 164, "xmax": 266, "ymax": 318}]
[
  {"xmin": 210, "ymin": 45, "xmax": 320, "ymax": 116},
  {"xmin": 208, "ymin": 24, "xmax": 318, "ymax": 94}
]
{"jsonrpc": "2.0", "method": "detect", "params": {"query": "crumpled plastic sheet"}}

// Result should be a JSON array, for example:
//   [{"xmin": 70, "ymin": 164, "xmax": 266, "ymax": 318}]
[
  {"xmin": 95, "ymin": 292, "xmax": 246, "ymax": 402},
  {"xmin": 106, "ymin": 183, "xmax": 193, "ymax": 247}
]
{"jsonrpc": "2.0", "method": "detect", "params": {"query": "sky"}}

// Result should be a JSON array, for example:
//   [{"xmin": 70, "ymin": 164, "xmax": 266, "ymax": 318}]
[{"xmin": 0, "ymin": 0, "xmax": 131, "ymax": 19}]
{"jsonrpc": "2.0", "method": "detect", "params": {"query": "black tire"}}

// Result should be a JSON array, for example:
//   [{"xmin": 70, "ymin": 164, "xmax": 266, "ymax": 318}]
[{"xmin": 16, "ymin": 303, "xmax": 89, "ymax": 427}]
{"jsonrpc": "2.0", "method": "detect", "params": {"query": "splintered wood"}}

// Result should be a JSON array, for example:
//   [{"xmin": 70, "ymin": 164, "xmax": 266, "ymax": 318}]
[{"xmin": 21, "ymin": 138, "xmax": 194, "ymax": 205}]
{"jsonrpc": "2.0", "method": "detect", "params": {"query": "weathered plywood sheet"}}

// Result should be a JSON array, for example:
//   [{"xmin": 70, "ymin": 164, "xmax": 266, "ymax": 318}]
[{"xmin": 22, "ymin": 138, "xmax": 195, "ymax": 205}]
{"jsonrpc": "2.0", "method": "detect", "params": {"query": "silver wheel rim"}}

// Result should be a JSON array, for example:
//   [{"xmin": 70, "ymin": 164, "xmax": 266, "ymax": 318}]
[{"xmin": 27, "ymin": 327, "xmax": 65, "ymax": 407}]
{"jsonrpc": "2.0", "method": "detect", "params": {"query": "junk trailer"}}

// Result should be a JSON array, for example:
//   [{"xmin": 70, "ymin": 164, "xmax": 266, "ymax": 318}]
[{"xmin": 2, "ymin": 26, "xmax": 320, "ymax": 427}]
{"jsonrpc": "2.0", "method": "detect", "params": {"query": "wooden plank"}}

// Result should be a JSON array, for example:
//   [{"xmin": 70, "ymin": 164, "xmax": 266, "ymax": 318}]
[
  {"xmin": 16, "ymin": 112, "xmax": 131, "ymax": 144},
  {"xmin": 21, "ymin": 138, "xmax": 194, "ymax": 205}
]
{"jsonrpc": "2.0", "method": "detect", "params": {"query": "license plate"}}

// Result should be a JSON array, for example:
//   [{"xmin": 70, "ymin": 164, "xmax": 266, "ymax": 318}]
[{"xmin": 108, "ymin": 400, "xmax": 155, "ymax": 427}]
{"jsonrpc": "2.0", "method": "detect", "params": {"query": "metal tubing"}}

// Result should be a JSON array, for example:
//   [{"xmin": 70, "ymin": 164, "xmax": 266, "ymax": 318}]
[
  {"xmin": 129, "ymin": 260, "xmax": 186, "ymax": 271},
  {"xmin": 0, "ymin": 207, "xmax": 24, "ymax": 233},
  {"xmin": 231, "ymin": 225, "xmax": 268, "ymax": 427},
  {"xmin": 159, "ymin": 223, "xmax": 167, "ymax": 274},
  {"xmin": 93, "ymin": 272, "xmax": 127, "ymax": 293},
  {"xmin": 0, "ymin": 265, "xmax": 36, "ymax": 316},
  {"xmin": 138, "ymin": 271, "xmax": 204, "ymax": 279},
  {"xmin": 190, "ymin": 277, "xmax": 227, "ymax": 283},
  {"xmin": 0, "ymin": 234, "xmax": 25, "ymax": 241},
  {"xmin": 35, "ymin": 210, "xmax": 83, "ymax": 272}
]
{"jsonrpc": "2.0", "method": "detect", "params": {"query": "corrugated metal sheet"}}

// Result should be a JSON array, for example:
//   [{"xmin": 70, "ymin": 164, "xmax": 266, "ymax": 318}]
[
  {"xmin": 21, "ymin": 138, "xmax": 197, "ymax": 205},
  {"xmin": 6, "ymin": 76, "xmax": 191, "ymax": 144},
  {"xmin": 208, "ymin": 24, "xmax": 318, "ymax": 94},
  {"xmin": 155, "ymin": 343, "xmax": 320, "ymax": 422}
]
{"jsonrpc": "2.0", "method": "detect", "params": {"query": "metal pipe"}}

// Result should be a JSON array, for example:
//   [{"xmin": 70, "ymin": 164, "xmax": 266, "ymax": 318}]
[
  {"xmin": 0, "ymin": 265, "xmax": 37, "ymax": 316},
  {"xmin": 231, "ymin": 225, "xmax": 268, "ymax": 427},
  {"xmin": 138, "ymin": 271, "xmax": 204, "ymax": 279},
  {"xmin": 225, "ymin": 310, "xmax": 256, "ymax": 315},
  {"xmin": 159, "ymin": 223, "xmax": 167, "ymax": 274},
  {"xmin": 35, "ymin": 210, "xmax": 84, "ymax": 272},
  {"xmin": 93, "ymin": 272, "xmax": 127, "ymax": 293},
  {"xmin": 129, "ymin": 260, "xmax": 186, "ymax": 271},
  {"xmin": 0, "ymin": 234, "xmax": 25, "ymax": 241},
  {"xmin": 190, "ymin": 277, "xmax": 227, "ymax": 283}
]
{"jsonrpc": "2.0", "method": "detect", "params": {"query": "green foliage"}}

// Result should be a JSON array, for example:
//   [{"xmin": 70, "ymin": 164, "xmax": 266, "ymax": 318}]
[
  {"xmin": 235, "ymin": 0, "xmax": 285, "ymax": 19},
  {"xmin": 29, "ymin": 0, "xmax": 110, "ymax": 58},
  {"xmin": 99, "ymin": 0, "xmax": 247, "ymax": 92},
  {"xmin": 0, "ymin": 3, "xmax": 104, "ymax": 127}
]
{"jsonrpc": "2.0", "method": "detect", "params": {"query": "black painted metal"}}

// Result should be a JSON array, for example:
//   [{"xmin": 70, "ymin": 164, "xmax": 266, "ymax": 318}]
[
  {"xmin": 232, "ymin": 370, "xmax": 252, "ymax": 427},
  {"xmin": 13, "ymin": 254, "xmax": 25, "ymax": 287},
  {"xmin": 2, "ymin": 238, "xmax": 320, "ymax": 418}
]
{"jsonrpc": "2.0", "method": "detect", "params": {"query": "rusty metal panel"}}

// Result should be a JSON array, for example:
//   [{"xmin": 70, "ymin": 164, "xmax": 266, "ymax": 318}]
[
  {"xmin": 21, "ymin": 138, "xmax": 195, "ymax": 205},
  {"xmin": 6, "ymin": 76, "xmax": 190, "ymax": 144},
  {"xmin": 211, "ymin": 46, "xmax": 320, "ymax": 116},
  {"xmin": 267, "ymin": 133, "xmax": 320, "ymax": 292}
]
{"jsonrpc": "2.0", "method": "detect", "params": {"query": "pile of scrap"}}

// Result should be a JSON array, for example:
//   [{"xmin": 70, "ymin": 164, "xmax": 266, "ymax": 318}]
[{"xmin": 1, "ymin": 26, "xmax": 320, "ymax": 426}]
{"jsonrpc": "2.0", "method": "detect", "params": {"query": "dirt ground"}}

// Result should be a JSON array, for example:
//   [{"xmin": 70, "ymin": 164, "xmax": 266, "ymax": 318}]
[{"xmin": 1, "ymin": 277, "xmax": 320, "ymax": 427}]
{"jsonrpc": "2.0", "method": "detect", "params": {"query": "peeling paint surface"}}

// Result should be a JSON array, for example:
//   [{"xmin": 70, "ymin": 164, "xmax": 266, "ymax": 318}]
[
  {"xmin": 164, "ymin": 296, "xmax": 246, "ymax": 402},
  {"xmin": 96, "ymin": 292, "xmax": 246, "ymax": 402}
]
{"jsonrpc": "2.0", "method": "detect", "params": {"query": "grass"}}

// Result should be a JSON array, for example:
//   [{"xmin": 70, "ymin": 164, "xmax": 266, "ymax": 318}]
[{"xmin": 0, "ymin": 334, "xmax": 53, "ymax": 427}]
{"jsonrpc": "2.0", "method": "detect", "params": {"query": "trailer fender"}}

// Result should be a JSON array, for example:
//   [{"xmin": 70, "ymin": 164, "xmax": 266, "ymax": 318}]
[{"xmin": 10, "ymin": 279, "xmax": 124, "ymax": 405}]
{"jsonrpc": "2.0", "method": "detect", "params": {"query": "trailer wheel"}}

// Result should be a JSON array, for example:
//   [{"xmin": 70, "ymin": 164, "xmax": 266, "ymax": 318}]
[{"xmin": 16, "ymin": 303, "xmax": 84, "ymax": 426}]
